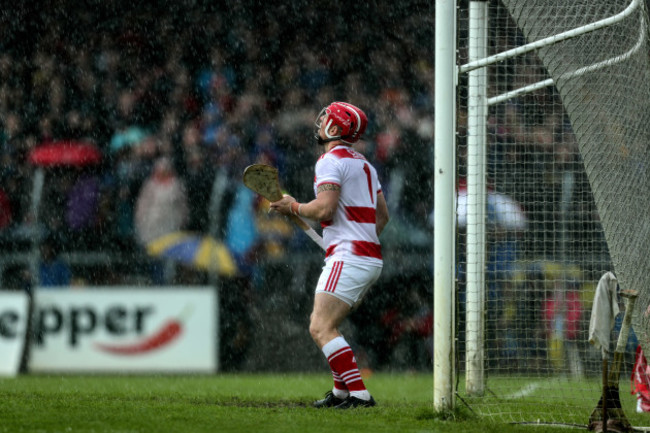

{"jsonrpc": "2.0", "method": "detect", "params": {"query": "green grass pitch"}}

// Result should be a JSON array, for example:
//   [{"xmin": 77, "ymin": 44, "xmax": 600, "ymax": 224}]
[{"xmin": 2, "ymin": 372, "xmax": 648, "ymax": 432}]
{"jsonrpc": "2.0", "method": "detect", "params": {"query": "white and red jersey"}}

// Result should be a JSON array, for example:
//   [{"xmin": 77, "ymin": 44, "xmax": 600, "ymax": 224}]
[{"xmin": 314, "ymin": 145, "xmax": 383, "ymax": 267}]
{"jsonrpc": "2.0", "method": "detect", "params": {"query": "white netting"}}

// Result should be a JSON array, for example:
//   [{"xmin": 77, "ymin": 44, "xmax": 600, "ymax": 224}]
[{"xmin": 457, "ymin": 0, "xmax": 650, "ymax": 425}]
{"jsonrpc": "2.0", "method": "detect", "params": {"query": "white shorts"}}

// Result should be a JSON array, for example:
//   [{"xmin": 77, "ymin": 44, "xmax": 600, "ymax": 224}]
[{"xmin": 315, "ymin": 260, "xmax": 382, "ymax": 308}]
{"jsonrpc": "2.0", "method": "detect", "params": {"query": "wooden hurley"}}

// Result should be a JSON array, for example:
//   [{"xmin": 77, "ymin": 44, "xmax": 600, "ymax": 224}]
[{"xmin": 243, "ymin": 164, "xmax": 325, "ymax": 251}]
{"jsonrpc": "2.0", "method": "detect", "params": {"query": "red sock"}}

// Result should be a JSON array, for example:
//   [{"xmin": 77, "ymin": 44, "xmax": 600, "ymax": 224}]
[
  {"xmin": 322, "ymin": 336, "xmax": 366, "ymax": 392},
  {"xmin": 331, "ymin": 370, "xmax": 348, "ymax": 393}
]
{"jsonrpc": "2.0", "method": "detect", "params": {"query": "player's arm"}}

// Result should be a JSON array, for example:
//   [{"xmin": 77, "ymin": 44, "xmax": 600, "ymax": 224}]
[
  {"xmin": 376, "ymin": 191, "xmax": 389, "ymax": 236},
  {"xmin": 299, "ymin": 183, "xmax": 340, "ymax": 222},
  {"xmin": 269, "ymin": 183, "xmax": 340, "ymax": 222}
]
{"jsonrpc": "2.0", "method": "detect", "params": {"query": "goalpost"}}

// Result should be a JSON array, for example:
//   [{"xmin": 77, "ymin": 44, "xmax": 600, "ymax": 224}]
[
  {"xmin": 434, "ymin": 0, "xmax": 650, "ymax": 424},
  {"xmin": 434, "ymin": 0, "xmax": 457, "ymax": 412}
]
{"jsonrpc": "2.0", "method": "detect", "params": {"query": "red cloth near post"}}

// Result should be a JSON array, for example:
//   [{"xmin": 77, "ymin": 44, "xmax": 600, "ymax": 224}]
[{"xmin": 631, "ymin": 345, "xmax": 650, "ymax": 412}]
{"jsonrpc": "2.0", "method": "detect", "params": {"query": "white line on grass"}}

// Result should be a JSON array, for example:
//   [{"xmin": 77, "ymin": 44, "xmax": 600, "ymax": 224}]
[{"xmin": 504, "ymin": 382, "xmax": 541, "ymax": 399}]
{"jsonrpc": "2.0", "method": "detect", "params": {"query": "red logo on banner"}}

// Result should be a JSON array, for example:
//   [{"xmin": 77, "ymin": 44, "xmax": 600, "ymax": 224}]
[{"xmin": 94, "ymin": 307, "xmax": 190, "ymax": 355}]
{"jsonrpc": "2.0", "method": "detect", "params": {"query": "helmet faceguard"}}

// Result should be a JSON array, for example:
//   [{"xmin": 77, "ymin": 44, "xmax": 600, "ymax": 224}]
[{"xmin": 314, "ymin": 102, "xmax": 368, "ymax": 145}]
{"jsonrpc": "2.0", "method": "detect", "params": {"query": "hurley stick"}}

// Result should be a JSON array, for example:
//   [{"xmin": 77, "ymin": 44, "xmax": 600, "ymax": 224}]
[
  {"xmin": 609, "ymin": 290, "xmax": 638, "ymax": 386},
  {"xmin": 243, "ymin": 164, "xmax": 325, "ymax": 251}
]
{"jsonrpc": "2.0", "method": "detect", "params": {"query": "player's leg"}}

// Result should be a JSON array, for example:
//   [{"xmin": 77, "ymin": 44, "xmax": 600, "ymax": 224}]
[
  {"xmin": 310, "ymin": 291, "xmax": 350, "ymax": 349},
  {"xmin": 310, "ymin": 261, "xmax": 380, "ymax": 408},
  {"xmin": 311, "ymin": 292, "xmax": 352, "ymax": 407}
]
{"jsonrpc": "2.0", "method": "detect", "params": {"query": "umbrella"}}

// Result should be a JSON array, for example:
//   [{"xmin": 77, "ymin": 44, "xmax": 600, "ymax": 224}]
[
  {"xmin": 456, "ymin": 187, "xmax": 528, "ymax": 230},
  {"xmin": 146, "ymin": 231, "xmax": 237, "ymax": 277},
  {"xmin": 109, "ymin": 126, "xmax": 148, "ymax": 153},
  {"xmin": 29, "ymin": 141, "xmax": 102, "ymax": 167}
]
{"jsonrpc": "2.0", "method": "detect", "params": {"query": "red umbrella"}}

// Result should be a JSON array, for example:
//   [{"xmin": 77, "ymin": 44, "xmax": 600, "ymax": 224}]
[{"xmin": 28, "ymin": 141, "xmax": 102, "ymax": 167}]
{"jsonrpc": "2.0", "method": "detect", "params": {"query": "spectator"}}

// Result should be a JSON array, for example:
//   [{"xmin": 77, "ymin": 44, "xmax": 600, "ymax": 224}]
[
  {"xmin": 38, "ymin": 237, "xmax": 71, "ymax": 288},
  {"xmin": 134, "ymin": 156, "xmax": 188, "ymax": 247},
  {"xmin": 65, "ymin": 168, "xmax": 101, "ymax": 249},
  {"xmin": 133, "ymin": 155, "xmax": 189, "ymax": 284},
  {"xmin": 543, "ymin": 280, "xmax": 584, "ymax": 377}
]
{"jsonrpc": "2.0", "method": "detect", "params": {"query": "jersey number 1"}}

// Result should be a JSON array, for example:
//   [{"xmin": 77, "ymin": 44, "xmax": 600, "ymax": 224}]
[{"xmin": 363, "ymin": 163, "xmax": 374, "ymax": 204}]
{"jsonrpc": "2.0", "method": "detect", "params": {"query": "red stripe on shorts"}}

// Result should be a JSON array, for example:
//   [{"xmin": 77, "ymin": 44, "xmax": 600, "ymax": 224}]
[{"xmin": 325, "ymin": 261, "xmax": 343, "ymax": 293}]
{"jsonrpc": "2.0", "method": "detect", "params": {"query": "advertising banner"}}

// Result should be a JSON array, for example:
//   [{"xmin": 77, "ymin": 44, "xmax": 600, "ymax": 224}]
[
  {"xmin": 0, "ymin": 291, "xmax": 29, "ymax": 376},
  {"xmin": 29, "ymin": 287, "xmax": 218, "ymax": 373}
]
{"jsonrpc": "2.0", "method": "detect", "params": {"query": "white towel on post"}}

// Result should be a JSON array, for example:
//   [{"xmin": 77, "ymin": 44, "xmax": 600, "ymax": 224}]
[{"xmin": 588, "ymin": 271, "xmax": 620, "ymax": 357}]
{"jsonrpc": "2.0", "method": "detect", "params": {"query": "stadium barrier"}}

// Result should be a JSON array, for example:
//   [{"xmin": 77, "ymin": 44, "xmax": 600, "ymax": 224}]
[{"xmin": 0, "ymin": 287, "xmax": 218, "ymax": 374}]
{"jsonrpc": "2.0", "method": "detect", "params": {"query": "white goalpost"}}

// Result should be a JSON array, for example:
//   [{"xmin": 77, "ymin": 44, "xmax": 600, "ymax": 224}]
[
  {"xmin": 434, "ymin": 0, "xmax": 650, "ymax": 425},
  {"xmin": 434, "ymin": 0, "xmax": 457, "ymax": 412}
]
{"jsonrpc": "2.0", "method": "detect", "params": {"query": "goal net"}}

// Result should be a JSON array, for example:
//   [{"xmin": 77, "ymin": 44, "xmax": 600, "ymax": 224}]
[{"xmin": 456, "ymin": 0, "xmax": 650, "ymax": 425}]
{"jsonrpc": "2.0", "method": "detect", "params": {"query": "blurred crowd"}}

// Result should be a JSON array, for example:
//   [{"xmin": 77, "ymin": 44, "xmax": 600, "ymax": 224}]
[
  {"xmin": 0, "ymin": 2, "xmax": 437, "ymax": 265},
  {"xmin": 0, "ymin": 2, "xmax": 605, "ymax": 264},
  {"xmin": 0, "ymin": 1, "xmax": 614, "ymax": 371}
]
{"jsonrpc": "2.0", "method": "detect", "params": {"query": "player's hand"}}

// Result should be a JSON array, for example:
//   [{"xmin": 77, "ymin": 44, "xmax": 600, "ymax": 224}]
[{"xmin": 269, "ymin": 194, "xmax": 296, "ymax": 216}]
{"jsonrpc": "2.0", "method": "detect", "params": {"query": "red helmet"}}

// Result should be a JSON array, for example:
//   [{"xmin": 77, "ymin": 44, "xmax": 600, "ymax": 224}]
[{"xmin": 315, "ymin": 101, "xmax": 368, "ymax": 145}]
